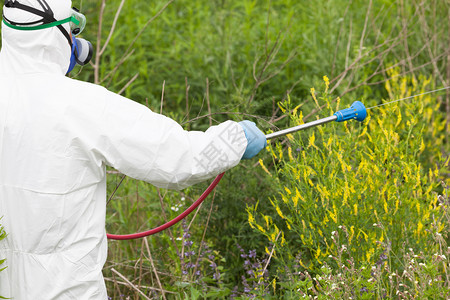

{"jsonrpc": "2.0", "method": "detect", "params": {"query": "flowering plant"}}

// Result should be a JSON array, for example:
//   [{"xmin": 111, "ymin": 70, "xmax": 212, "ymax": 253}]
[{"xmin": 247, "ymin": 72, "xmax": 449, "ymax": 297}]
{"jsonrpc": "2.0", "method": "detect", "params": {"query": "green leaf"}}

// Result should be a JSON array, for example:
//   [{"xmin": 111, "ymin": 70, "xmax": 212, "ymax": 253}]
[
  {"xmin": 205, "ymin": 287, "xmax": 231, "ymax": 298},
  {"xmin": 174, "ymin": 281, "xmax": 191, "ymax": 288},
  {"xmin": 190, "ymin": 286, "xmax": 201, "ymax": 300}
]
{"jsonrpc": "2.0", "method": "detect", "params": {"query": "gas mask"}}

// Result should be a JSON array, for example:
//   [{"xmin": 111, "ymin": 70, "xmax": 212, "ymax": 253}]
[
  {"xmin": 67, "ymin": 36, "xmax": 93, "ymax": 74},
  {"xmin": 2, "ymin": 0, "xmax": 93, "ymax": 74}
]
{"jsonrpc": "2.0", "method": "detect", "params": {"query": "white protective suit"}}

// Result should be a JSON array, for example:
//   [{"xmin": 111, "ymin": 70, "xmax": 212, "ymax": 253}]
[{"xmin": 0, "ymin": 0, "xmax": 247, "ymax": 299}]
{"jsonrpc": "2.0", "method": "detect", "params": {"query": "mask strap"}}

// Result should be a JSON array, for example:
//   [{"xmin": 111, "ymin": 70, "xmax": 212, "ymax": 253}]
[{"xmin": 3, "ymin": 17, "xmax": 75, "ymax": 31}]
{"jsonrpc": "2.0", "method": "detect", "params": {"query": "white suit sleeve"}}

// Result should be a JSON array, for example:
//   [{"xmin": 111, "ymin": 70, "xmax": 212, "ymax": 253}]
[{"xmin": 91, "ymin": 89, "xmax": 247, "ymax": 190}]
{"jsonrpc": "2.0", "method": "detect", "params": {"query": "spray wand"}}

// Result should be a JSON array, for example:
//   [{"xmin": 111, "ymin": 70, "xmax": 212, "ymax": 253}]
[
  {"xmin": 265, "ymin": 101, "xmax": 367, "ymax": 139},
  {"xmin": 107, "ymin": 101, "xmax": 368, "ymax": 240}
]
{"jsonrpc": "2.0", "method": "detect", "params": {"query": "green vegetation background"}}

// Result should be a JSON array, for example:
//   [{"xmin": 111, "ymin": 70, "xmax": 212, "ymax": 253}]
[{"xmin": 0, "ymin": 0, "xmax": 449, "ymax": 298}]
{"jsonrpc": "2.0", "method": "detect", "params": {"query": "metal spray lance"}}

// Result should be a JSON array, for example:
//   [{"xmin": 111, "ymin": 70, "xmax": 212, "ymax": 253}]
[
  {"xmin": 265, "ymin": 101, "xmax": 367, "ymax": 140},
  {"xmin": 265, "ymin": 86, "xmax": 450, "ymax": 139}
]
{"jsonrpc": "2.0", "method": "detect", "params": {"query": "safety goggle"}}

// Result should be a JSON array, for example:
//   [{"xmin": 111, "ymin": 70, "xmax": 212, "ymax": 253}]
[
  {"xmin": 69, "ymin": 8, "xmax": 86, "ymax": 36},
  {"xmin": 2, "ymin": 7, "xmax": 86, "ymax": 37}
]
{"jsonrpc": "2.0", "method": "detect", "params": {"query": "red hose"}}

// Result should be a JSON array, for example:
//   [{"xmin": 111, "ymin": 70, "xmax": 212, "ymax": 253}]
[{"xmin": 106, "ymin": 172, "xmax": 225, "ymax": 240}]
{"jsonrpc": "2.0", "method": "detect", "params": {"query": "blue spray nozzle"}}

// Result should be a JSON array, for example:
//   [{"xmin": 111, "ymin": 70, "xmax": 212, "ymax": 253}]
[
  {"xmin": 265, "ymin": 100, "xmax": 368, "ymax": 140},
  {"xmin": 334, "ymin": 101, "xmax": 367, "ymax": 122}
]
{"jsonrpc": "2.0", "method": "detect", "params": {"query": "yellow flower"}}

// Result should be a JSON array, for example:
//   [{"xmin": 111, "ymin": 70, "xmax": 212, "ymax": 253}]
[
  {"xmin": 286, "ymin": 221, "xmax": 291, "ymax": 230},
  {"xmin": 256, "ymin": 224, "xmax": 265, "ymax": 233},
  {"xmin": 248, "ymin": 211, "xmax": 255, "ymax": 224},
  {"xmin": 299, "ymin": 259, "xmax": 307, "ymax": 268},
  {"xmin": 281, "ymin": 232, "xmax": 286, "ymax": 246},
  {"xmin": 315, "ymin": 246, "xmax": 321, "ymax": 259},
  {"xmin": 308, "ymin": 132, "xmax": 318, "ymax": 150},
  {"xmin": 310, "ymin": 87, "xmax": 320, "ymax": 108},
  {"xmin": 276, "ymin": 205, "xmax": 285, "ymax": 219},
  {"xmin": 271, "ymin": 232, "xmax": 276, "ymax": 242},
  {"xmin": 323, "ymin": 75, "xmax": 330, "ymax": 92},
  {"xmin": 349, "ymin": 226, "xmax": 355, "ymax": 243},
  {"xmin": 264, "ymin": 215, "xmax": 271, "ymax": 228},
  {"xmin": 395, "ymin": 108, "xmax": 402, "ymax": 127},
  {"xmin": 277, "ymin": 101, "xmax": 286, "ymax": 113},
  {"xmin": 259, "ymin": 159, "xmax": 272, "ymax": 177},
  {"xmin": 288, "ymin": 147, "xmax": 294, "ymax": 162},
  {"xmin": 419, "ymin": 139, "xmax": 425, "ymax": 152},
  {"xmin": 417, "ymin": 221, "xmax": 423, "ymax": 235},
  {"xmin": 292, "ymin": 104, "xmax": 302, "ymax": 117}
]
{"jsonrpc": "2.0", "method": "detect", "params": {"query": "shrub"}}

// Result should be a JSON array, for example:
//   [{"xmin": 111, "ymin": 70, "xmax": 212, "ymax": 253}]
[
  {"xmin": 248, "ymin": 72, "xmax": 448, "ymax": 275},
  {"xmin": 281, "ymin": 194, "xmax": 450, "ymax": 299}
]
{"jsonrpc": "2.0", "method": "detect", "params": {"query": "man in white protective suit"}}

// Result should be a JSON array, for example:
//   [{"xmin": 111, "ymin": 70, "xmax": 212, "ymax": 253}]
[{"xmin": 0, "ymin": 0, "xmax": 267, "ymax": 298}]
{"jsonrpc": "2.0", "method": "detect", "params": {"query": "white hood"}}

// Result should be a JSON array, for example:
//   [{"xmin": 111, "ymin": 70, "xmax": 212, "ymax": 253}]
[{"xmin": 0, "ymin": 0, "xmax": 72, "ymax": 75}]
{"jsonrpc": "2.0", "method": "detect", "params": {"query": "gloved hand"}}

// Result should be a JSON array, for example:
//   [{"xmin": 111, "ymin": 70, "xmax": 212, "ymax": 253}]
[{"xmin": 239, "ymin": 120, "xmax": 267, "ymax": 160}]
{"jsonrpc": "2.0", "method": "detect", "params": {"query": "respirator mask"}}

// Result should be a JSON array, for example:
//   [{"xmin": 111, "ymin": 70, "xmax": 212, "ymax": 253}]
[{"xmin": 2, "ymin": 0, "xmax": 93, "ymax": 74}]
